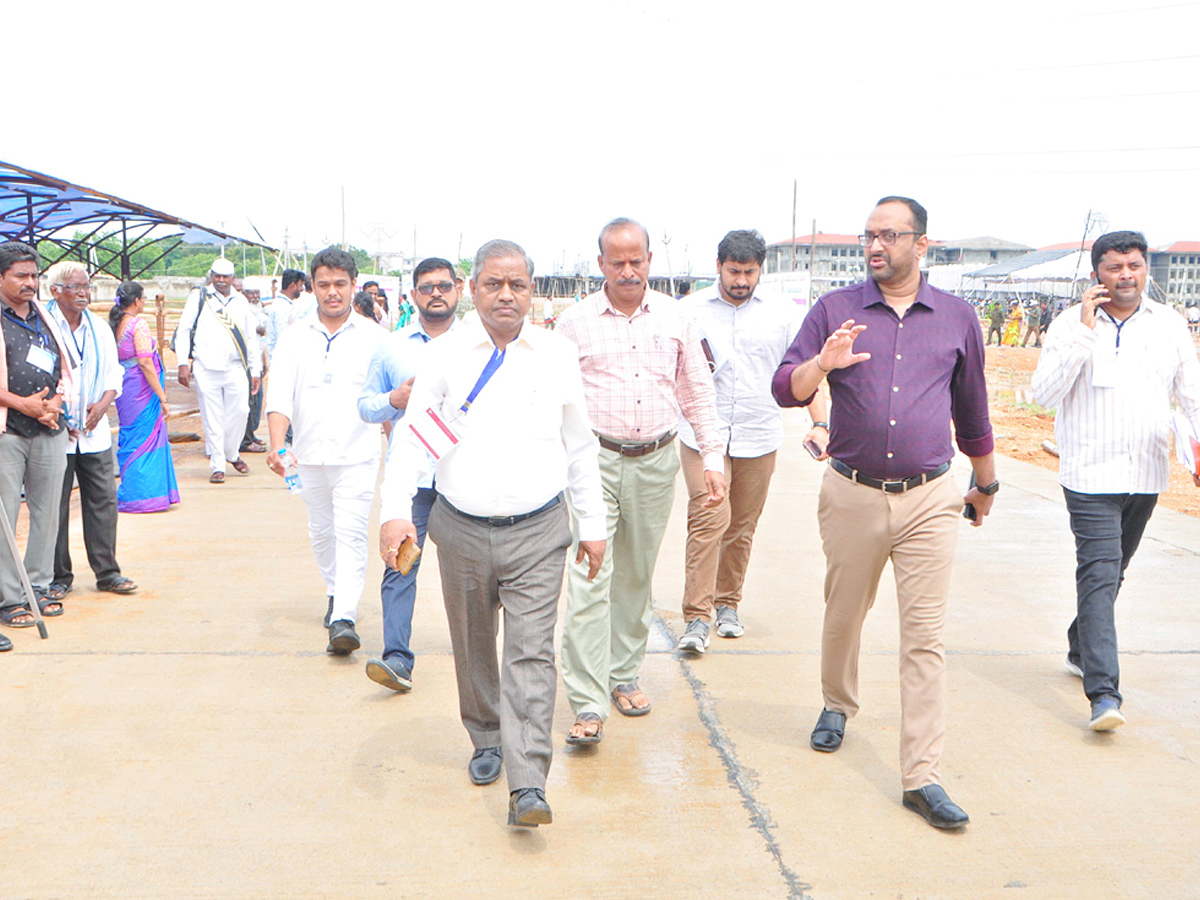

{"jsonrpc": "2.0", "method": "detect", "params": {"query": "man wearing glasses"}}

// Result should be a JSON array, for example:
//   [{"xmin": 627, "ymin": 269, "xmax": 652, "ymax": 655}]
[
  {"xmin": 45, "ymin": 262, "xmax": 137, "ymax": 602},
  {"xmin": 356, "ymin": 257, "xmax": 461, "ymax": 694},
  {"xmin": 773, "ymin": 197, "xmax": 997, "ymax": 830}
]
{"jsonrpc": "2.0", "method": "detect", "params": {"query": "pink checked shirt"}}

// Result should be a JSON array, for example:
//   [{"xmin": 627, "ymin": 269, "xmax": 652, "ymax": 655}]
[{"xmin": 556, "ymin": 287, "xmax": 724, "ymax": 471}]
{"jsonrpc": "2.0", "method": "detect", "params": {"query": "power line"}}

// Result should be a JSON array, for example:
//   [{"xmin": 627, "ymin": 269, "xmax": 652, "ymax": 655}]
[
  {"xmin": 1015, "ymin": 53, "xmax": 1200, "ymax": 72},
  {"xmin": 1064, "ymin": 0, "xmax": 1200, "ymax": 16}
]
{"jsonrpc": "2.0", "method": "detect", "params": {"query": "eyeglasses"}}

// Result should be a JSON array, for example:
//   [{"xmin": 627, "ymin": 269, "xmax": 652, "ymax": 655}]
[
  {"xmin": 415, "ymin": 281, "xmax": 456, "ymax": 296},
  {"xmin": 858, "ymin": 231, "xmax": 923, "ymax": 247},
  {"xmin": 55, "ymin": 282, "xmax": 91, "ymax": 293}
]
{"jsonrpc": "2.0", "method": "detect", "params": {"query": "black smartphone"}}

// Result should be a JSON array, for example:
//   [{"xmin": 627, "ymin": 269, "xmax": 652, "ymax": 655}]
[
  {"xmin": 963, "ymin": 471, "xmax": 977, "ymax": 521},
  {"xmin": 803, "ymin": 438, "xmax": 821, "ymax": 459}
]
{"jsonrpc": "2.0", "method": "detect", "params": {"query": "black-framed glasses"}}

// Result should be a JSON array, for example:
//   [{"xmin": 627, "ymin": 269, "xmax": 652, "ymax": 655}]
[
  {"xmin": 858, "ymin": 231, "xmax": 923, "ymax": 247},
  {"xmin": 415, "ymin": 281, "xmax": 456, "ymax": 295}
]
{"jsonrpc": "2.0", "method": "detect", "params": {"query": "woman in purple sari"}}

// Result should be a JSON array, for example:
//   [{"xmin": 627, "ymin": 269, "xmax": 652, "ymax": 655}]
[{"xmin": 110, "ymin": 282, "xmax": 179, "ymax": 513}]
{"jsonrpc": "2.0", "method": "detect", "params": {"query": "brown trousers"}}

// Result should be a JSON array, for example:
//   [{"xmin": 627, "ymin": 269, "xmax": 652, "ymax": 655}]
[
  {"xmin": 817, "ymin": 465, "xmax": 963, "ymax": 790},
  {"xmin": 680, "ymin": 444, "xmax": 777, "ymax": 622}
]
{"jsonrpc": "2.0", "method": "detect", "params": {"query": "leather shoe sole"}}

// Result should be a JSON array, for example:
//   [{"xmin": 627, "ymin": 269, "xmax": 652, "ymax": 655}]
[
  {"xmin": 508, "ymin": 788, "xmax": 552, "ymax": 827},
  {"xmin": 810, "ymin": 708, "xmax": 846, "ymax": 752},
  {"xmin": 469, "ymin": 748, "xmax": 502, "ymax": 785},
  {"xmin": 326, "ymin": 620, "xmax": 360, "ymax": 655},
  {"xmin": 902, "ymin": 784, "xmax": 969, "ymax": 829}
]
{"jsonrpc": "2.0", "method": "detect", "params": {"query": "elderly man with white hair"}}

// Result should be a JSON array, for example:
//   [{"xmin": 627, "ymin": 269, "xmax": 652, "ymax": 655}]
[
  {"xmin": 175, "ymin": 258, "xmax": 262, "ymax": 483},
  {"xmin": 44, "ymin": 261, "xmax": 136, "ymax": 598}
]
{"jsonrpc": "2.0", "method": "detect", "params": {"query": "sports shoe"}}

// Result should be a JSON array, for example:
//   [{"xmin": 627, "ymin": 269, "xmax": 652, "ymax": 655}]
[
  {"xmin": 1064, "ymin": 657, "xmax": 1083, "ymax": 678},
  {"xmin": 326, "ymin": 619, "xmax": 360, "ymax": 655},
  {"xmin": 677, "ymin": 619, "xmax": 710, "ymax": 655},
  {"xmin": 1089, "ymin": 696, "xmax": 1125, "ymax": 732},
  {"xmin": 714, "ymin": 605, "xmax": 744, "ymax": 638},
  {"xmin": 365, "ymin": 657, "xmax": 412, "ymax": 692}
]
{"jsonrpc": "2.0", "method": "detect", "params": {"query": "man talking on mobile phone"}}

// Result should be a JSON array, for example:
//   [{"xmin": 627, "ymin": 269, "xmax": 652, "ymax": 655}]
[{"xmin": 1032, "ymin": 230, "xmax": 1200, "ymax": 734}]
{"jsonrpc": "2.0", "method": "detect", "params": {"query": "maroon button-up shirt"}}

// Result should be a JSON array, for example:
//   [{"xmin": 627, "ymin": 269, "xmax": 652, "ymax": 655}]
[{"xmin": 771, "ymin": 276, "xmax": 993, "ymax": 480}]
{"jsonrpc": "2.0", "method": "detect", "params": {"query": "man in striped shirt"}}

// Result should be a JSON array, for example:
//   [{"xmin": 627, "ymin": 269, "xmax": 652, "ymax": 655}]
[
  {"xmin": 556, "ymin": 218, "xmax": 725, "ymax": 746},
  {"xmin": 1032, "ymin": 230, "xmax": 1200, "ymax": 733}
]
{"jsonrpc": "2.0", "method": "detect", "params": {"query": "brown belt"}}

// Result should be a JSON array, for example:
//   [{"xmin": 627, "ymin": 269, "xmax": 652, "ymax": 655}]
[{"xmin": 596, "ymin": 431, "xmax": 677, "ymax": 458}]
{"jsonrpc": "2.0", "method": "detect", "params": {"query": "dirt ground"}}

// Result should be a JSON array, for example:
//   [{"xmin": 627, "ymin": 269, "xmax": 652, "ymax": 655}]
[{"xmin": 982, "ymin": 343, "xmax": 1200, "ymax": 519}]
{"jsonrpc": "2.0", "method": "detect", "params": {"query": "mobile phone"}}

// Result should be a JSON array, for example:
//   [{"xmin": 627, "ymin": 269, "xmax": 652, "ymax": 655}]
[
  {"xmin": 963, "ymin": 472, "xmax": 977, "ymax": 520},
  {"xmin": 803, "ymin": 438, "xmax": 821, "ymax": 459}
]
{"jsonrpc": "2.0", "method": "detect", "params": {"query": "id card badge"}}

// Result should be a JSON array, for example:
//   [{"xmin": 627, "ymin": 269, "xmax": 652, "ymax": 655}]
[
  {"xmin": 1091, "ymin": 343, "xmax": 1119, "ymax": 388},
  {"xmin": 26, "ymin": 343, "xmax": 56, "ymax": 374}
]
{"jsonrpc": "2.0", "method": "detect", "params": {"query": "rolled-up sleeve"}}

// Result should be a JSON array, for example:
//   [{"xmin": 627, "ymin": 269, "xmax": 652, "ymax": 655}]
[
  {"xmin": 772, "ymin": 303, "xmax": 827, "ymax": 408},
  {"xmin": 950, "ymin": 312, "xmax": 995, "ymax": 458}
]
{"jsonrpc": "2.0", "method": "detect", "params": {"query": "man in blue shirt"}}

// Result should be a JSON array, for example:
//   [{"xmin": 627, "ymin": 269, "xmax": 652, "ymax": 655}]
[{"xmin": 356, "ymin": 257, "xmax": 460, "ymax": 692}]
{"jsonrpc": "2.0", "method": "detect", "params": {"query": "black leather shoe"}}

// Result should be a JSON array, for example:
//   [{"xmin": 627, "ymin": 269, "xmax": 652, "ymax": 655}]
[
  {"xmin": 902, "ymin": 784, "xmax": 969, "ymax": 829},
  {"xmin": 468, "ymin": 747, "xmax": 502, "ymax": 785},
  {"xmin": 326, "ymin": 619, "xmax": 360, "ymax": 655},
  {"xmin": 508, "ymin": 787, "xmax": 552, "ymax": 827},
  {"xmin": 810, "ymin": 708, "xmax": 846, "ymax": 752},
  {"xmin": 323, "ymin": 595, "xmax": 334, "ymax": 628}
]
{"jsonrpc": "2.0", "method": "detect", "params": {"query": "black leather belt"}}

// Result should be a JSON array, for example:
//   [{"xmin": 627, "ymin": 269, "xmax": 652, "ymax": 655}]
[
  {"xmin": 829, "ymin": 458, "xmax": 950, "ymax": 493},
  {"xmin": 443, "ymin": 494, "xmax": 562, "ymax": 527},
  {"xmin": 596, "ymin": 431, "xmax": 676, "ymax": 457}
]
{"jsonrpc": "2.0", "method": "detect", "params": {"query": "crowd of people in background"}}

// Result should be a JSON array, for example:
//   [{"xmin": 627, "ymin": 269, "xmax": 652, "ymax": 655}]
[{"xmin": 0, "ymin": 202, "xmax": 1197, "ymax": 834}]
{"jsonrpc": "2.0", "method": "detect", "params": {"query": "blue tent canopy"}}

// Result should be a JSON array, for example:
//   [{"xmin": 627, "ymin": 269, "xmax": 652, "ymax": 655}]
[{"xmin": 0, "ymin": 159, "xmax": 274, "ymax": 279}]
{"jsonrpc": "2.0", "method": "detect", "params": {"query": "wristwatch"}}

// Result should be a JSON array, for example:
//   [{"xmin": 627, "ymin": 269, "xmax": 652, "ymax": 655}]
[{"xmin": 977, "ymin": 480, "xmax": 1000, "ymax": 496}]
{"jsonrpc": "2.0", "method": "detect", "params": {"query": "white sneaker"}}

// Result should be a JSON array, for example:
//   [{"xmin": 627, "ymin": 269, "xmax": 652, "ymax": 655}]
[
  {"xmin": 1064, "ymin": 657, "xmax": 1083, "ymax": 678},
  {"xmin": 714, "ymin": 605, "xmax": 744, "ymax": 639},
  {"xmin": 677, "ymin": 619, "xmax": 711, "ymax": 654}
]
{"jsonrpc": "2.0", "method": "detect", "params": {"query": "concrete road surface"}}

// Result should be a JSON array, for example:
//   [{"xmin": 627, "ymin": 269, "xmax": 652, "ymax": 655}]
[{"xmin": 3, "ymin": 418, "xmax": 1198, "ymax": 899}]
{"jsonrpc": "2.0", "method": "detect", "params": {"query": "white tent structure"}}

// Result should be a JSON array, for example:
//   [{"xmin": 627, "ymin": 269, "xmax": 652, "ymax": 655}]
[{"xmin": 960, "ymin": 248, "xmax": 1094, "ymax": 304}]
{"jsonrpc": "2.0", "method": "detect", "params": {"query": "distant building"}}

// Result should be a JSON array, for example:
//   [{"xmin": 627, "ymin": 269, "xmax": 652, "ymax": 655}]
[
  {"xmin": 1150, "ymin": 242, "xmax": 1200, "ymax": 307},
  {"xmin": 926, "ymin": 237, "xmax": 1033, "ymax": 266},
  {"xmin": 765, "ymin": 234, "xmax": 865, "ymax": 291}
]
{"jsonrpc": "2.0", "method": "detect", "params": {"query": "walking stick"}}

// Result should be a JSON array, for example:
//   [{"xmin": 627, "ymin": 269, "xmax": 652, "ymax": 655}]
[{"xmin": 0, "ymin": 492, "xmax": 48, "ymax": 639}]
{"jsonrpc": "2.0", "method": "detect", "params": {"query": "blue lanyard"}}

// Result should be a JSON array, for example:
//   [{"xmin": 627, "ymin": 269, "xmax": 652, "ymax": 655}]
[
  {"xmin": 1099, "ymin": 307, "xmax": 1137, "ymax": 352},
  {"xmin": 460, "ymin": 346, "xmax": 505, "ymax": 413},
  {"xmin": 4, "ymin": 306, "xmax": 53, "ymax": 349}
]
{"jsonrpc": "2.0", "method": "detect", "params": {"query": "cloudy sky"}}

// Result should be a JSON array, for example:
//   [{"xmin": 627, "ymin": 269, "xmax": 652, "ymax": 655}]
[{"xmin": 9, "ymin": 0, "xmax": 1199, "ymax": 275}]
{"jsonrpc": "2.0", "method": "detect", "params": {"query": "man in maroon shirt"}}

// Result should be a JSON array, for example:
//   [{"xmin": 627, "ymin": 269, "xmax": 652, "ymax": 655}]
[{"xmin": 773, "ymin": 197, "xmax": 998, "ymax": 830}]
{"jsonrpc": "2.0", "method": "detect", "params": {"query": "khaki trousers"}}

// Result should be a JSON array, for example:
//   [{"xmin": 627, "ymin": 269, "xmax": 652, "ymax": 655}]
[
  {"xmin": 562, "ymin": 443, "xmax": 678, "ymax": 720},
  {"xmin": 817, "ymin": 465, "xmax": 962, "ymax": 791},
  {"xmin": 680, "ymin": 444, "xmax": 776, "ymax": 622}
]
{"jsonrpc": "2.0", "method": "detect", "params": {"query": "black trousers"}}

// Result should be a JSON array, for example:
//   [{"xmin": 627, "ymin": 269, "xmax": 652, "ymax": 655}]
[
  {"xmin": 54, "ymin": 447, "xmax": 121, "ymax": 588},
  {"xmin": 243, "ymin": 378, "xmax": 264, "ymax": 446}
]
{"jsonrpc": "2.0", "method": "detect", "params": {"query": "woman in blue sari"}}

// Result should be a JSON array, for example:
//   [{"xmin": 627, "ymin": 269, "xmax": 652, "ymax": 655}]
[{"xmin": 110, "ymin": 282, "xmax": 180, "ymax": 513}]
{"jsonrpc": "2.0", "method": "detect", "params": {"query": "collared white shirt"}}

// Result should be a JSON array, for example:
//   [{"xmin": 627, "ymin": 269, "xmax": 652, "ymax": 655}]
[
  {"xmin": 677, "ymin": 287, "xmax": 804, "ymax": 458},
  {"xmin": 265, "ymin": 295, "xmax": 292, "ymax": 356},
  {"xmin": 46, "ymin": 303, "xmax": 123, "ymax": 454},
  {"xmin": 265, "ymin": 313, "xmax": 384, "ymax": 467},
  {"xmin": 379, "ymin": 316, "xmax": 605, "ymax": 540},
  {"xmin": 1032, "ymin": 298, "xmax": 1200, "ymax": 493},
  {"xmin": 176, "ymin": 286, "xmax": 263, "ymax": 375}
]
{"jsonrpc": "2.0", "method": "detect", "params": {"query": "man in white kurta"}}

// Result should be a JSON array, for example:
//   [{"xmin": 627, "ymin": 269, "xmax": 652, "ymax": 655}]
[
  {"xmin": 266, "ymin": 248, "xmax": 384, "ymax": 655},
  {"xmin": 176, "ymin": 258, "xmax": 262, "ymax": 482}
]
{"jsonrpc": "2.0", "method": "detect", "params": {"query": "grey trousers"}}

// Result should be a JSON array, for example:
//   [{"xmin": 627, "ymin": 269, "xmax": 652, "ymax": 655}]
[
  {"xmin": 427, "ymin": 496, "xmax": 571, "ymax": 793},
  {"xmin": 0, "ymin": 429, "xmax": 68, "ymax": 608},
  {"xmin": 54, "ymin": 446, "xmax": 121, "ymax": 588}
]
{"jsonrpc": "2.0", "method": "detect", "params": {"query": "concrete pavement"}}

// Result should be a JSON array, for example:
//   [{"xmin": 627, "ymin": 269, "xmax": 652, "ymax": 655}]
[{"xmin": 3, "ymin": 416, "xmax": 1198, "ymax": 899}]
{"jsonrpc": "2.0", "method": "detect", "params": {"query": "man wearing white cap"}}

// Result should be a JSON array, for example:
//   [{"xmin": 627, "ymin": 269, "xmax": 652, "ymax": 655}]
[{"xmin": 176, "ymin": 258, "xmax": 262, "ymax": 483}]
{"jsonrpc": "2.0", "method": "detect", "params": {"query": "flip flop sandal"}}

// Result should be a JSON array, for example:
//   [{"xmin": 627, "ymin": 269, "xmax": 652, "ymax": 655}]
[
  {"xmin": 611, "ymin": 682, "xmax": 652, "ymax": 717},
  {"xmin": 210, "ymin": 472, "xmax": 225, "ymax": 484},
  {"xmin": 41, "ymin": 583, "xmax": 68, "ymax": 601},
  {"xmin": 566, "ymin": 712, "xmax": 603, "ymax": 745},
  {"xmin": 0, "ymin": 604, "xmax": 35, "ymax": 628},
  {"xmin": 231, "ymin": 459, "xmax": 250, "ymax": 474}
]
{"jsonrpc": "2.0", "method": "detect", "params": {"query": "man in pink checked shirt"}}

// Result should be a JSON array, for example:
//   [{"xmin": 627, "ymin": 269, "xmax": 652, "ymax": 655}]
[{"xmin": 556, "ymin": 217, "xmax": 726, "ymax": 746}]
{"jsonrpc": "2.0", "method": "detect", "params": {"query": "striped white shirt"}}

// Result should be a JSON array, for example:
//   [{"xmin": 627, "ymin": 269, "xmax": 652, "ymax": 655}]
[{"xmin": 1031, "ymin": 298, "xmax": 1200, "ymax": 494}]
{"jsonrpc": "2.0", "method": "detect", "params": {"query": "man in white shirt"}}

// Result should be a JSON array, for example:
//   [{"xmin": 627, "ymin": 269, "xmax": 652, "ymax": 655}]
[
  {"xmin": 1032, "ymin": 230, "xmax": 1200, "ymax": 732},
  {"xmin": 378, "ymin": 240, "xmax": 605, "ymax": 828},
  {"xmin": 45, "ymin": 262, "xmax": 136, "ymax": 599},
  {"xmin": 265, "ymin": 269, "xmax": 305, "ymax": 356},
  {"xmin": 266, "ymin": 248, "xmax": 384, "ymax": 655},
  {"xmin": 176, "ymin": 258, "xmax": 262, "ymax": 483},
  {"xmin": 355, "ymin": 257, "xmax": 459, "ymax": 692},
  {"xmin": 676, "ymin": 231, "xmax": 827, "ymax": 654}
]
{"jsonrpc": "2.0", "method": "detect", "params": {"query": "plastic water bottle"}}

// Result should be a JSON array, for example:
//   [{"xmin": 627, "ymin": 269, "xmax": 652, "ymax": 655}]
[{"xmin": 279, "ymin": 449, "xmax": 302, "ymax": 495}]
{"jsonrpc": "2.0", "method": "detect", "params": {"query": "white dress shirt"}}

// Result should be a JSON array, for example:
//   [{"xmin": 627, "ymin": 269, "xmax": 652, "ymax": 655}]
[
  {"xmin": 176, "ymin": 286, "xmax": 263, "ymax": 375},
  {"xmin": 1032, "ymin": 298, "xmax": 1200, "ymax": 494},
  {"xmin": 379, "ymin": 316, "xmax": 606, "ymax": 540},
  {"xmin": 677, "ymin": 287, "xmax": 804, "ymax": 457},
  {"xmin": 265, "ymin": 313, "xmax": 384, "ymax": 466},
  {"xmin": 47, "ymin": 303, "xmax": 123, "ymax": 454}
]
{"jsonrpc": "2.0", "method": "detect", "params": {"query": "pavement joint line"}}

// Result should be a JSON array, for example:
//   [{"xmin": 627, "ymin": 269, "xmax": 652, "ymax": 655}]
[
  {"xmin": 643, "ymin": 647, "xmax": 1200, "ymax": 658},
  {"xmin": 13, "ymin": 648, "xmax": 1199, "ymax": 659},
  {"xmin": 654, "ymin": 615, "xmax": 814, "ymax": 900}
]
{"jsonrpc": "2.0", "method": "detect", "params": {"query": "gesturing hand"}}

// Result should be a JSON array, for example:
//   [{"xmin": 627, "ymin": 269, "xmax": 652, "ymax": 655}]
[{"xmin": 817, "ymin": 319, "xmax": 871, "ymax": 372}]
